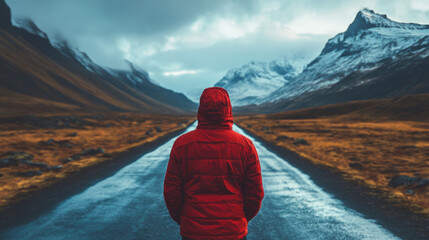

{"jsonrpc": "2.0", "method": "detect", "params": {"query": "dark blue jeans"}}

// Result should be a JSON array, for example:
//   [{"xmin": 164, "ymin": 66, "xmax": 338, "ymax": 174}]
[{"xmin": 182, "ymin": 237, "xmax": 247, "ymax": 240}]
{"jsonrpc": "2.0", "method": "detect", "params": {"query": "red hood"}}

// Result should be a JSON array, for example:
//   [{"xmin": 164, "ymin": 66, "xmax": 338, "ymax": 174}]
[{"xmin": 197, "ymin": 87, "xmax": 233, "ymax": 130}]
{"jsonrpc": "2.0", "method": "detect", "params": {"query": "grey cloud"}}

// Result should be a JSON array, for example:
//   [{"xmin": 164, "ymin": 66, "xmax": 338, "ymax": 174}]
[
  {"xmin": 144, "ymin": 32, "xmax": 328, "ymax": 92},
  {"xmin": 5, "ymin": 0, "xmax": 429, "ymax": 94},
  {"xmin": 7, "ymin": 0, "xmax": 261, "ymax": 69},
  {"xmin": 8, "ymin": 0, "xmax": 260, "ymax": 36}
]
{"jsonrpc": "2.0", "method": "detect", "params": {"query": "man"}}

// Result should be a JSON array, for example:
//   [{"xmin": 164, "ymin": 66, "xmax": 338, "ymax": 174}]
[{"xmin": 164, "ymin": 87, "xmax": 264, "ymax": 240}]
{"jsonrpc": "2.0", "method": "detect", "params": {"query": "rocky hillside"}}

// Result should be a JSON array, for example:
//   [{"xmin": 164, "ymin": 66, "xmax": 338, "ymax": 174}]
[{"xmin": 0, "ymin": 0, "xmax": 197, "ymax": 116}]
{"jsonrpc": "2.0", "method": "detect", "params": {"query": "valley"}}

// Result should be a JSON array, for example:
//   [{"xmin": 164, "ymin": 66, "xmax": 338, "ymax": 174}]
[
  {"xmin": 0, "ymin": 113, "xmax": 194, "ymax": 210},
  {"xmin": 0, "ymin": 0, "xmax": 428, "ymax": 238},
  {"xmin": 235, "ymin": 94, "xmax": 429, "ymax": 215}
]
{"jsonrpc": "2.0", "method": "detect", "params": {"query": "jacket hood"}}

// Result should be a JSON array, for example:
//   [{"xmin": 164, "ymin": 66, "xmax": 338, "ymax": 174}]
[{"xmin": 197, "ymin": 87, "xmax": 233, "ymax": 130}]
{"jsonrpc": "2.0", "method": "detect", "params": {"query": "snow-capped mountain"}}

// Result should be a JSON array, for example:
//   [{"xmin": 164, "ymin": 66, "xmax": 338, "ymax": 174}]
[
  {"xmin": 14, "ymin": 19, "xmax": 48, "ymax": 39},
  {"xmin": 232, "ymin": 9, "xmax": 429, "ymax": 113},
  {"xmin": 264, "ymin": 9, "xmax": 429, "ymax": 103},
  {"xmin": 54, "ymin": 41, "xmax": 197, "ymax": 112},
  {"xmin": 107, "ymin": 61, "xmax": 160, "ymax": 87},
  {"xmin": 54, "ymin": 40, "xmax": 105, "ymax": 74},
  {"xmin": 214, "ymin": 58, "xmax": 305, "ymax": 106}
]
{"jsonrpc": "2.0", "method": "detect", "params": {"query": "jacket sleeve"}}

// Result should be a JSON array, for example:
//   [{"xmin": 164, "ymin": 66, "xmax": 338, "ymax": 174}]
[
  {"xmin": 243, "ymin": 143, "xmax": 264, "ymax": 222},
  {"xmin": 163, "ymin": 143, "xmax": 183, "ymax": 225}
]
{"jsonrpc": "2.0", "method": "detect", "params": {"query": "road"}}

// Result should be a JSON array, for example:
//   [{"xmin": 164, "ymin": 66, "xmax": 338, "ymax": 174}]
[{"xmin": 0, "ymin": 123, "xmax": 399, "ymax": 239}]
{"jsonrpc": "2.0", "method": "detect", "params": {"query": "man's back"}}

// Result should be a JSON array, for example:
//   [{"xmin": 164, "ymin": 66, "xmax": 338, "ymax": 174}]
[{"xmin": 164, "ymin": 87, "xmax": 264, "ymax": 240}]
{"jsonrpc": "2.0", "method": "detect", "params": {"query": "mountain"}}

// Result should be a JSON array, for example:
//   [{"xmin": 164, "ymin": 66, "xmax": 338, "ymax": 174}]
[
  {"xmin": 214, "ymin": 58, "xmax": 304, "ymax": 106},
  {"xmin": 0, "ymin": 0, "xmax": 197, "ymax": 116},
  {"xmin": 55, "ymin": 42, "xmax": 197, "ymax": 112},
  {"xmin": 186, "ymin": 88, "xmax": 205, "ymax": 103},
  {"xmin": 0, "ymin": 0, "xmax": 11, "ymax": 29},
  {"xmin": 235, "ymin": 9, "xmax": 429, "ymax": 113},
  {"xmin": 106, "ymin": 62, "xmax": 197, "ymax": 112},
  {"xmin": 265, "ymin": 93, "xmax": 429, "ymax": 122}
]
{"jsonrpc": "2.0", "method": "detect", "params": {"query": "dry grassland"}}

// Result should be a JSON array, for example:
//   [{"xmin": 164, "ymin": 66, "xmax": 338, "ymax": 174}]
[
  {"xmin": 0, "ymin": 113, "xmax": 194, "ymax": 210},
  {"xmin": 236, "ymin": 116, "xmax": 429, "ymax": 214}
]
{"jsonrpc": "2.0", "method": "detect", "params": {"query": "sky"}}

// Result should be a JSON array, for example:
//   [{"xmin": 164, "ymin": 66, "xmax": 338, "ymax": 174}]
[{"xmin": 6, "ymin": 0, "xmax": 429, "ymax": 98}]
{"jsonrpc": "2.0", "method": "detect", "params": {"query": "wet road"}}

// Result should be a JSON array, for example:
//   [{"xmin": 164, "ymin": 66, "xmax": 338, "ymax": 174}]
[{"xmin": 0, "ymin": 123, "xmax": 399, "ymax": 239}]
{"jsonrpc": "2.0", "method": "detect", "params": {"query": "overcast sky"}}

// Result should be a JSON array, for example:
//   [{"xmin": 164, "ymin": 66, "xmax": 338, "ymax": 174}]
[{"xmin": 6, "ymin": 0, "xmax": 429, "ymax": 97}]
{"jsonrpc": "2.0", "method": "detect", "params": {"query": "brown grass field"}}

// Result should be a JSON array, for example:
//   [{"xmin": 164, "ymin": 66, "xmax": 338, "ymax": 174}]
[
  {"xmin": 235, "ymin": 95, "xmax": 429, "ymax": 215},
  {"xmin": 0, "ymin": 113, "xmax": 194, "ymax": 210}
]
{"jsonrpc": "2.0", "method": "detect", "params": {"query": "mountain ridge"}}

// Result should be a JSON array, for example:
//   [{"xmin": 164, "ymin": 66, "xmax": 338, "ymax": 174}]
[
  {"xmin": 0, "ymin": 0, "xmax": 11, "ymax": 28},
  {"xmin": 0, "ymin": 0, "xmax": 197, "ymax": 116},
  {"xmin": 214, "ymin": 58, "xmax": 305, "ymax": 106},
  {"xmin": 345, "ymin": 9, "xmax": 429, "ymax": 38},
  {"xmin": 231, "ymin": 8, "xmax": 429, "ymax": 113}
]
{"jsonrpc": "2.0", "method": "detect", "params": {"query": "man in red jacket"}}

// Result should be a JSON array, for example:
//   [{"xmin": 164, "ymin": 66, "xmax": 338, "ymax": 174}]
[{"xmin": 164, "ymin": 87, "xmax": 264, "ymax": 240}]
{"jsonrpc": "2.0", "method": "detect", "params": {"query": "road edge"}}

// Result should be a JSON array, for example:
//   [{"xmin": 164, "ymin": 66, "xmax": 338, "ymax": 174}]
[
  {"xmin": 235, "ymin": 123, "xmax": 429, "ymax": 240},
  {"xmin": 0, "ymin": 120, "xmax": 196, "ymax": 231}
]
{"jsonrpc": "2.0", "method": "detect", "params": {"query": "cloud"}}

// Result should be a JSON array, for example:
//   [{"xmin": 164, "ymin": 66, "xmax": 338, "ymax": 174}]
[
  {"xmin": 163, "ymin": 70, "xmax": 201, "ymax": 77},
  {"xmin": 6, "ymin": 0, "xmax": 429, "ymax": 94},
  {"xmin": 410, "ymin": 0, "xmax": 429, "ymax": 11}
]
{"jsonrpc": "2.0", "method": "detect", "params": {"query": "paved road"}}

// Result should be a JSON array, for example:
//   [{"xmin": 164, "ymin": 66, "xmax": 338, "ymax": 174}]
[{"xmin": 0, "ymin": 123, "xmax": 399, "ymax": 239}]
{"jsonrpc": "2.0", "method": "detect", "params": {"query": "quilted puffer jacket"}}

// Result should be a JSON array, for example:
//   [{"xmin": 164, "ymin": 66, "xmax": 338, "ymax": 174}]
[{"xmin": 164, "ymin": 87, "xmax": 264, "ymax": 240}]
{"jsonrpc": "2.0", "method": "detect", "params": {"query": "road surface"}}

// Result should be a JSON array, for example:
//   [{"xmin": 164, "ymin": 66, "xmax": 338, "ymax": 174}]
[{"xmin": 0, "ymin": 123, "xmax": 399, "ymax": 239}]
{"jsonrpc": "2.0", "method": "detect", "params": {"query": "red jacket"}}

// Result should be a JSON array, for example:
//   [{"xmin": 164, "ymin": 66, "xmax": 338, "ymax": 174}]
[{"xmin": 164, "ymin": 87, "xmax": 264, "ymax": 240}]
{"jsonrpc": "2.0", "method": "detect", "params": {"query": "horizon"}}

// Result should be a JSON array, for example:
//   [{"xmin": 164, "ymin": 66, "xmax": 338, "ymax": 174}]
[{"xmin": 6, "ymin": 0, "xmax": 429, "ymax": 97}]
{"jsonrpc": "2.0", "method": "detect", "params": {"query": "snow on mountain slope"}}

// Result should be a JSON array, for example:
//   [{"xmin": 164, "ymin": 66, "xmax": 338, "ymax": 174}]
[
  {"xmin": 215, "ymin": 58, "xmax": 305, "ymax": 106},
  {"xmin": 264, "ymin": 9, "xmax": 429, "ymax": 103},
  {"xmin": 14, "ymin": 22, "xmax": 105, "ymax": 75},
  {"xmin": 106, "ymin": 61, "xmax": 158, "ymax": 87},
  {"xmin": 54, "ymin": 40, "xmax": 105, "ymax": 74},
  {"xmin": 4, "ymin": 9, "xmax": 197, "ymax": 113},
  {"xmin": 13, "ymin": 19, "xmax": 48, "ymax": 39},
  {"xmin": 51, "ymin": 38, "xmax": 196, "ymax": 111}
]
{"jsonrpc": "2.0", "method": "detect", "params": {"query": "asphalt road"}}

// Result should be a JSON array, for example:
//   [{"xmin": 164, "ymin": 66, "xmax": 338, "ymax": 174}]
[{"xmin": 0, "ymin": 123, "xmax": 399, "ymax": 239}]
